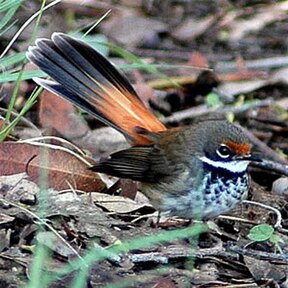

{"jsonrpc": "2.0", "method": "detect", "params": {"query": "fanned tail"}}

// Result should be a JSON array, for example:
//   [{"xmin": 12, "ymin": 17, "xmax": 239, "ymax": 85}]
[{"xmin": 27, "ymin": 33, "xmax": 166, "ymax": 145}]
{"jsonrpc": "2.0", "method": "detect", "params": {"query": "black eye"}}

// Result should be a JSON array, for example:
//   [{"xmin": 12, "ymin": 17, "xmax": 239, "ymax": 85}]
[{"xmin": 216, "ymin": 145, "xmax": 231, "ymax": 159}]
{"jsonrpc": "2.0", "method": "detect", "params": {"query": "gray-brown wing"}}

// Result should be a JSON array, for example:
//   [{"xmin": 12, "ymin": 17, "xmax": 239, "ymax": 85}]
[{"xmin": 90, "ymin": 145, "xmax": 173, "ymax": 183}]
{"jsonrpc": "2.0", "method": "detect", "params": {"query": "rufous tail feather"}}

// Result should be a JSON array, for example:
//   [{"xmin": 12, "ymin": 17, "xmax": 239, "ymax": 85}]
[{"xmin": 27, "ymin": 33, "xmax": 166, "ymax": 145}]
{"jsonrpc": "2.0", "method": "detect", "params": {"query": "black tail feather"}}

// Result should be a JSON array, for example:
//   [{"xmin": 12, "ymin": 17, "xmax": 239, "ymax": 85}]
[{"xmin": 26, "ymin": 33, "xmax": 166, "ymax": 144}]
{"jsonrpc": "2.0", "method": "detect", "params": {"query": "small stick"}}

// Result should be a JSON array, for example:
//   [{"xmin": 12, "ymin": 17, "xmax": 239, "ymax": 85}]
[
  {"xmin": 162, "ymin": 99, "xmax": 273, "ymax": 124},
  {"xmin": 228, "ymin": 245, "xmax": 288, "ymax": 263},
  {"xmin": 243, "ymin": 128, "xmax": 288, "ymax": 165},
  {"xmin": 242, "ymin": 200, "xmax": 282, "ymax": 228},
  {"xmin": 250, "ymin": 159, "xmax": 288, "ymax": 176}
]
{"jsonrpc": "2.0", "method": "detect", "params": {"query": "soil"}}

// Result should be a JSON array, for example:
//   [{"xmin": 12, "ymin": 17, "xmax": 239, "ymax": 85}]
[{"xmin": 0, "ymin": 1, "xmax": 288, "ymax": 287}]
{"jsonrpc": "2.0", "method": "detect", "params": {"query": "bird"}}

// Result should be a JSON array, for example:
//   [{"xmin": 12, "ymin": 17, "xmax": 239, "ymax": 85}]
[{"xmin": 26, "ymin": 33, "xmax": 261, "ymax": 220}]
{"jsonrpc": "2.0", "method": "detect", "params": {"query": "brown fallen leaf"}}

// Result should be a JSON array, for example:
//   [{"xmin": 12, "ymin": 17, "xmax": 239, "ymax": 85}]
[
  {"xmin": 218, "ymin": 79, "xmax": 269, "ymax": 97},
  {"xmin": 152, "ymin": 277, "xmax": 177, "ymax": 288},
  {"xmin": 189, "ymin": 51, "xmax": 209, "ymax": 69},
  {"xmin": 171, "ymin": 15, "xmax": 216, "ymax": 43},
  {"xmin": 218, "ymin": 65, "xmax": 288, "ymax": 97},
  {"xmin": 87, "ymin": 192, "xmax": 153, "ymax": 214},
  {"xmin": 0, "ymin": 141, "xmax": 105, "ymax": 192},
  {"xmin": 36, "ymin": 231, "xmax": 75, "ymax": 259},
  {"xmin": 104, "ymin": 179, "xmax": 138, "ymax": 200},
  {"xmin": 226, "ymin": 2, "xmax": 288, "ymax": 42},
  {"xmin": 244, "ymin": 256, "xmax": 287, "ymax": 283},
  {"xmin": 101, "ymin": 12, "xmax": 167, "ymax": 47},
  {"xmin": 38, "ymin": 90, "xmax": 127, "ymax": 155},
  {"xmin": 0, "ymin": 173, "xmax": 38, "ymax": 204},
  {"xmin": 39, "ymin": 90, "xmax": 89, "ymax": 139},
  {"xmin": 272, "ymin": 177, "xmax": 288, "ymax": 197}
]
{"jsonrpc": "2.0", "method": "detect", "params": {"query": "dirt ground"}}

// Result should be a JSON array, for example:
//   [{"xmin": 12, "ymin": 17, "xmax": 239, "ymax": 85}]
[{"xmin": 0, "ymin": 1, "xmax": 288, "ymax": 287}]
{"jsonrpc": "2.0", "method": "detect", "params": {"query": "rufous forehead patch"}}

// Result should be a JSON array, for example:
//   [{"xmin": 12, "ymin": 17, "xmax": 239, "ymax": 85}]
[{"xmin": 225, "ymin": 141, "xmax": 251, "ymax": 155}]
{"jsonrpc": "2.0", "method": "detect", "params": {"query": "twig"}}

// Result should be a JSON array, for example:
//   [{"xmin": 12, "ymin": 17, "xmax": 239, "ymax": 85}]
[
  {"xmin": 242, "ymin": 200, "xmax": 282, "ymax": 228},
  {"xmin": 127, "ymin": 242, "xmax": 226, "ymax": 264},
  {"xmin": 250, "ymin": 159, "xmax": 288, "ymax": 176},
  {"xmin": 162, "ymin": 99, "xmax": 273, "ymax": 124},
  {"xmin": 0, "ymin": 107, "xmax": 41, "ymax": 134},
  {"xmin": 131, "ymin": 49, "xmax": 288, "ymax": 73},
  {"xmin": 0, "ymin": 254, "xmax": 28, "ymax": 267},
  {"xmin": 217, "ymin": 215, "xmax": 259, "ymax": 225},
  {"xmin": 0, "ymin": 0, "xmax": 61, "ymax": 58},
  {"xmin": 0, "ymin": 199, "xmax": 87, "ymax": 267},
  {"xmin": 18, "ymin": 138, "xmax": 94, "ymax": 167},
  {"xmin": 19, "ymin": 136, "xmax": 88, "ymax": 157},
  {"xmin": 215, "ymin": 56, "xmax": 288, "ymax": 72},
  {"xmin": 244, "ymin": 128, "xmax": 288, "ymax": 164},
  {"xmin": 228, "ymin": 245, "xmax": 288, "ymax": 263}
]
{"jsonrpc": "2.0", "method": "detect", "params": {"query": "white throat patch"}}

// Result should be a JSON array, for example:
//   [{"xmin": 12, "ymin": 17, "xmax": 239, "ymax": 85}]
[{"xmin": 199, "ymin": 156, "xmax": 249, "ymax": 173}]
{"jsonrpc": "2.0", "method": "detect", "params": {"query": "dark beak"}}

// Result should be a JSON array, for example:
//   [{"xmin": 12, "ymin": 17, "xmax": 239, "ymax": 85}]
[{"xmin": 239, "ymin": 154, "xmax": 262, "ymax": 162}]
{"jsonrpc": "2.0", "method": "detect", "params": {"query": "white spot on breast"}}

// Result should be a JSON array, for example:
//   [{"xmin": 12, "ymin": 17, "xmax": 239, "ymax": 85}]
[{"xmin": 161, "ymin": 171, "xmax": 249, "ymax": 219}]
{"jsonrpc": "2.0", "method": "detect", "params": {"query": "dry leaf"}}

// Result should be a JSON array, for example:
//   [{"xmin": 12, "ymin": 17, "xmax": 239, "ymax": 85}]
[
  {"xmin": 0, "ymin": 141, "xmax": 105, "ymax": 192},
  {"xmin": 244, "ymin": 256, "xmax": 287, "ymax": 282},
  {"xmin": 218, "ymin": 79, "xmax": 269, "ymax": 97},
  {"xmin": 101, "ymin": 12, "xmax": 166, "ymax": 47},
  {"xmin": 228, "ymin": 2, "xmax": 288, "ymax": 42},
  {"xmin": 37, "ymin": 231, "xmax": 75, "ymax": 258},
  {"xmin": 1, "ymin": 173, "xmax": 39, "ymax": 204},
  {"xmin": 153, "ymin": 277, "xmax": 177, "ymax": 288},
  {"xmin": 272, "ymin": 177, "xmax": 288, "ymax": 197},
  {"xmin": 88, "ymin": 192, "xmax": 153, "ymax": 214},
  {"xmin": 189, "ymin": 51, "xmax": 209, "ymax": 69},
  {"xmin": 39, "ymin": 90, "xmax": 89, "ymax": 139},
  {"xmin": 171, "ymin": 15, "xmax": 216, "ymax": 43}
]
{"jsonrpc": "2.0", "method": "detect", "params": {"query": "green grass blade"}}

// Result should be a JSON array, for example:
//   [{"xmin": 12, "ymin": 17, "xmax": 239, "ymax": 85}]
[
  {"xmin": 0, "ymin": 52, "xmax": 26, "ymax": 66},
  {"xmin": 0, "ymin": 2, "xmax": 20, "ymax": 30},
  {"xmin": 102, "ymin": 42, "xmax": 180, "ymax": 87},
  {"xmin": 0, "ymin": 0, "xmax": 22, "ymax": 13},
  {"xmin": 0, "ymin": 70, "xmax": 47, "ymax": 83},
  {"xmin": 46, "ymin": 223, "xmax": 207, "ymax": 282}
]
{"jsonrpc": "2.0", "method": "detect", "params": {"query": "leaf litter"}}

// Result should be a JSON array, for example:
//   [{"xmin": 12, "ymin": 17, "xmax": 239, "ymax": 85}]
[{"xmin": 0, "ymin": 1, "xmax": 288, "ymax": 287}]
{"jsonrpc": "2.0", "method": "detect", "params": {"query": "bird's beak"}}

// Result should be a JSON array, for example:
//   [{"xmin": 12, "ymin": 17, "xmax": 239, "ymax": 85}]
[{"xmin": 238, "ymin": 154, "xmax": 262, "ymax": 162}]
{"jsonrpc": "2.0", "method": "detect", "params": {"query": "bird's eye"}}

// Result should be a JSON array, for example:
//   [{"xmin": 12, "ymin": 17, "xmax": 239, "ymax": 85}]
[{"xmin": 216, "ymin": 145, "xmax": 232, "ymax": 159}]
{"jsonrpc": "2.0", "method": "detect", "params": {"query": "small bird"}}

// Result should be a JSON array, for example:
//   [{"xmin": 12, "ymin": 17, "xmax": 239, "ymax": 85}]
[{"xmin": 27, "ymin": 33, "xmax": 260, "ymax": 220}]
